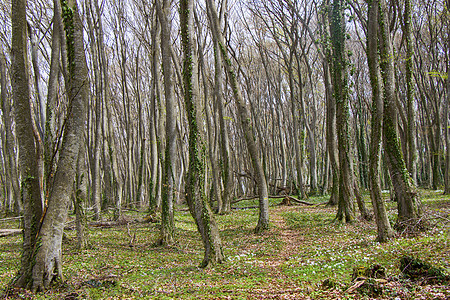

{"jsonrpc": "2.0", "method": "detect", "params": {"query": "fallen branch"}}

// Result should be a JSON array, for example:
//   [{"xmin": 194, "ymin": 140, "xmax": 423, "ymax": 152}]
[
  {"xmin": 0, "ymin": 229, "xmax": 22, "ymax": 237},
  {"xmin": 232, "ymin": 195, "xmax": 319, "ymax": 206},
  {"xmin": 231, "ymin": 206, "xmax": 259, "ymax": 210},
  {"xmin": 0, "ymin": 216, "xmax": 23, "ymax": 222}
]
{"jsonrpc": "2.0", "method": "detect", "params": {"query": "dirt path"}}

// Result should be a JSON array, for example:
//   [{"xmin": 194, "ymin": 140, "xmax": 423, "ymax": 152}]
[{"xmin": 248, "ymin": 205, "xmax": 306, "ymax": 274}]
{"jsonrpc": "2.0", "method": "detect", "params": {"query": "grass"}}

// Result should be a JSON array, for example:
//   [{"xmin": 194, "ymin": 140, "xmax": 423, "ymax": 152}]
[{"xmin": 0, "ymin": 189, "xmax": 449, "ymax": 299}]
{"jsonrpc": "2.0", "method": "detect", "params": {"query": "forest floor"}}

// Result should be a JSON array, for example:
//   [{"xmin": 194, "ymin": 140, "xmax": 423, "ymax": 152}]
[{"xmin": 0, "ymin": 189, "xmax": 449, "ymax": 299}]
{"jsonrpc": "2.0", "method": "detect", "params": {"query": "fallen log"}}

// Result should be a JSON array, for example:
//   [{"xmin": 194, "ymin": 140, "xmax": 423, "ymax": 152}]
[
  {"xmin": 232, "ymin": 195, "xmax": 319, "ymax": 206},
  {"xmin": 0, "ymin": 229, "xmax": 22, "ymax": 237}
]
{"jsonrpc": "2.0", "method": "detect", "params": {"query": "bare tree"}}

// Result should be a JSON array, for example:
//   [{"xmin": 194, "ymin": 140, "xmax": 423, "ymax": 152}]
[
  {"xmin": 207, "ymin": 0, "xmax": 269, "ymax": 232},
  {"xmin": 181, "ymin": 0, "xmax": 224, "ymax": 267},
  {"xmin": 367, "ymin": 0, "xmax": 394, "ymax": 242},
  {"xmin": 378, "ymin": 0, "xmax": 422, "ymax": 229}
]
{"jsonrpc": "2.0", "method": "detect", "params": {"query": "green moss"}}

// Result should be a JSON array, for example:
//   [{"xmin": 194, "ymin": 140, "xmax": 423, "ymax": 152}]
[{"xmin": 61, "ymin": 0, "xmax": 75, "ymax": 73}]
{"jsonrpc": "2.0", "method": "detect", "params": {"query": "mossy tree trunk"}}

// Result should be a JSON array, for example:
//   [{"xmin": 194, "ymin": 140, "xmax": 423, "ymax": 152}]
[
  {"xmin": 156, "ymin": 0, "xmax": 176, "ymax": 246},
  {"xmin": 378, "ymin": 0, "xmax": 422, "ymax": 228},
  {"xmin": 206, "ymin": 0, "xmax": 270, "ymax": 232},
  {"xmin": 74, "ymin": 140, "xmax": 88, "ymax": 249},
  {"xmin": 13, "ymin": 0, "xmax": 89, "ymax": 291},
  {"xmin": 318, "ymin": 1, "xmax": 339, "ymax": 206},
  {"xmin": 11, "ymin": 0, "xmax": 43, "ymax": 286},
  {"xmin": 404, "ymin": 0, "xmax": 417, "ymax": 183},
  {"xmin": 330, "ymin": 0, "xmax": 355, "ymax": 222},
  {"xmin": 181, "ymin": 0, "xmax": 224, "ymax": 267},
  {"xmin": 445, "ymin": 14, "xmax": 450, "ymax": 195},
  {"xmin": 367, "ymin": 0, "xmax": 394, "ymax": 242}
]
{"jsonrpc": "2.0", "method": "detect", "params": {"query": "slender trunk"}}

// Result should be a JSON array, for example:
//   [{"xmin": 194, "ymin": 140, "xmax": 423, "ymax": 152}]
[
  {"xmin": 181, "ymin": 0, "xmax": 224, "ymax": 267},
  {"xmin": 28, "ymin": 22, "xmax": 46, "ymax": 210},
  {"xmin": 0, "ymin": 50, "xmax": 22, "ymax": 214},
  {"xmin": 289, "ymin": 58, "xmax": 306, "ymax": 200},
  {"xmin": 197, "ymin": 30, "xmax": 223, "ymax": 213},
  {"xmin": 404, "ymin": 0, "xmax": 417, "ymax": 183},
  {"xmin": 443, "ymin": 0, "xmax": 450, "ymax": 192},
  {"xmin": 44, "ymin": 0, "xmax": 62, "ymax": 199},
  {"xmin": 207, "ymin": 0, "xmax": 269, "ymax": 232},
  {"xmin": 330, "ymin": 0, "xmax": 355, "ymax": 222},
  {"xmin": 212, "ymin": 28, "xmax": 233, "ymax": 214},
  {"xmin": 93, "ymin": 0, "xmax": 121, "ymax": 219},
  {"xmin": 86, "ymin": 0, "xmax": 102, "ymax": 220},
  {"xmin": 11, "ymin": 0, "xmax": 43, "ymax": 287},
  {"xmin": 367, "ymin": 0, "xmax": 394, "ymax": 242},
  {"xmin": 149, "ymin": 14, "xmax": 161, "ymax": 213},
  {"xmin": 378, "ymin": 0, "xmax": 422, "ymax": 229},
  {"xmin": 156, "ymin": 0, "xmax": 176, "ymax": 245},
  {"xmin": 74, "ymin": 141, "xmax": 88, "ymax": 249}
]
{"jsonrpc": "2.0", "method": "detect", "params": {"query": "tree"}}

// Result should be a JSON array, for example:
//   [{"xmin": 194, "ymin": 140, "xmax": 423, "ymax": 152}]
[
  {"xmin": 156, "ymin": 0, "xmax": 176, "ymax": 246},
  {"xmin": 378, "ymin": 0, "xmax": 422, "ymax": 229},
  {"xmin": 1, "ymin": 49, "xmax": 21, "ymax": 214},
  {"xmin": 13, "ymin": 0, "xmax": 89, "ymax": 290},
  {"xmin": 445, "ymin": 0, "xmax": 450, "ymax": 194},
  {"xmin": 11, "ymin": 0, "xmax": 43, "ymax": 286},
  {"xmin": 329, "ymin": 0, "xmax": 355, "ymax": 222},
  {"xmin": 181, "ymin": 0, "xmax": 224, "ymax": 267},
  {"xmin": 367, "ymin": 0, "xmax": 394, "ymax": 242},
  {"xmin": 211, "ymin": 1, "xmax": 233, "ymax": 214},
  {"xmin": 207, "ymin": 0, "xmax": 270, "ymax": 232},
  {"xmin": 404, "ymin": 0, "xmax": 417, "ymax": 183}
]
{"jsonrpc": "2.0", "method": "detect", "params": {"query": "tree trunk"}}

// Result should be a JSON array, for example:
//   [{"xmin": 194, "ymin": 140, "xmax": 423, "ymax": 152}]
[
  {"xmin": 445, "ymin": 19, "xmax": 450, "ymax": 195},
  {"xmin": 44, "ymin": 0, "xmax": 62, "ymax": 199},
  {"xmin": 181, "ymin": 0, "xmax": 224, "ymax": 267},
  {"xmin": 86, "ymin": 0, "xmax": 102, "ymax": 220},
  {"xmin": 26, "ymin": 0, "xmax": 88, "ymax": 291},
  {"xmin": 367, "ymin": 0, "xmax": 394, "ymax": 242},
  {"xmin": 148, "ymin": 13, "xmax": 161, "ymax": 213},
  {"xmin": 156, "ymin": 0, "xmax": 176, "ymax": 246},
  {"xmin": 212, "ymin": 19, "xmax": 233, "ymax": 214},
  {"xmin": 11, "ymin": 0, "xmax": 43, "ymax": 287},
  {"xmin": 404, "ymin": 0, "xmax": 417, "ymax": 183},
  {"xmin": 207, "ymin": 0, "xmax": 269, "ymax": 233},
  {"xmin": 74, "ymin": 141, "xmax": 88, "ymax": 249},
  {"xmin": 378, "ymin": 0, "xmax": 422, "ymax": 229},
  {"xmin": 0, "ymin": 50, "xmax": 22, "ymax": 214},
  {"xmin": 330, "ymin": 0, "xmax": 355, "ymax": 222}
]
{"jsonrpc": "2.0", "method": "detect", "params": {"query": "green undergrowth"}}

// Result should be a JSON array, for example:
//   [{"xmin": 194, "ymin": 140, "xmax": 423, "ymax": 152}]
[{"xmin": 0, "ymin": 189, "xmax": 448, "ymax": 299}]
